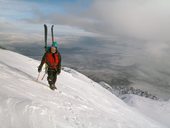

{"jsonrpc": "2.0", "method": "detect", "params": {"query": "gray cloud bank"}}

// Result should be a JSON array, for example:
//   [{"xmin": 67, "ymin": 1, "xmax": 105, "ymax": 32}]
[
  {"xmin": 90, "ymin": 0, "xmax": 170, "ymax": 41},
  {"xmin": 24, "ymin": 0, "xmax": 170, "ymax": 41},
  {"xmin": 2, "ymin": 0, "xmax": 170, "ymax": 44}
]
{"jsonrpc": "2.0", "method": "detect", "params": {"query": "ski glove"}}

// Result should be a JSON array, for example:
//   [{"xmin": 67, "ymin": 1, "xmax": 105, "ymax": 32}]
[{"xmin": 38, "ymin": 65, "xmax": 42, "ymax": 72}]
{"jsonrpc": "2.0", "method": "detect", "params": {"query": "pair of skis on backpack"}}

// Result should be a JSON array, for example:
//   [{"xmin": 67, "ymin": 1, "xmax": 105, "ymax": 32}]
[{"xmin": 44, "ymin": 24, "xmax": 55, "ymax": 51}]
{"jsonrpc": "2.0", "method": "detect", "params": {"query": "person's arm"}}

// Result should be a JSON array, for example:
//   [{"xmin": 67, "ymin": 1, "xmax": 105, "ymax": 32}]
[{"xmin": 57, "ymin": 52, "xmax": 61, "ymax": 74}]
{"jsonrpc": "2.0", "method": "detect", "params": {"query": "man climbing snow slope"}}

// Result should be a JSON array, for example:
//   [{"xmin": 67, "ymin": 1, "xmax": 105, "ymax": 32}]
[{"xmin": 38, "ymin": 41, "xmax": 61, "ymax": 90}]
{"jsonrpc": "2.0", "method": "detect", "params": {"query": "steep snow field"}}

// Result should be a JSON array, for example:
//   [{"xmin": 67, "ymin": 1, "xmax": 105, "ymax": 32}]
[
  {"xmin": 122, "ymin": 94, "xmax": 170, "ymax": 127},
  {"xmin": 0, "ymin": 49, "xmax": 167, "ymax": 128}
]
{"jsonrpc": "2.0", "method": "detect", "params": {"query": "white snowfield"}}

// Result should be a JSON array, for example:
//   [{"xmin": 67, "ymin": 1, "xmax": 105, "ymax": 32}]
[
  {"xmin": 121, "ymin": 94, "xmax": 170, "ymax": 127},
  {"xmin": 0, "ymin": 49, "xmax": 167, "ymax": 128}
]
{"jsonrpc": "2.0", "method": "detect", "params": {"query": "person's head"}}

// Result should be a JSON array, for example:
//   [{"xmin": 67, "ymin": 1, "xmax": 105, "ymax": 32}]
[{"xmin": 51, "ymin": 46, "xmax": 56, "ymax": 53}]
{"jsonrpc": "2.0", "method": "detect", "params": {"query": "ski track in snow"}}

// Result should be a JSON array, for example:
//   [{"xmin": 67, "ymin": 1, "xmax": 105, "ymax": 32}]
[{"xmin": 0, "ymin": 49, "xmax": 168, "ymax": 128}]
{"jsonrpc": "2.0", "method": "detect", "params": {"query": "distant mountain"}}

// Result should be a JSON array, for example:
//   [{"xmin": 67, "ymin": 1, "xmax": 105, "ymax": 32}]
[{"xmin": 99, "ymin": 81, "xmax": 159, "ymax": 100}]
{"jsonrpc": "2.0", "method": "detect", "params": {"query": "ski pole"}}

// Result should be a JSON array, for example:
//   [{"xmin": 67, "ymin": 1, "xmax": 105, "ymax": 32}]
[
  {"xmin": 41, "ymin": 73, "xmax": 46, "ymax": 80},
  {"xmin": 36, "ymin": 73, "xmax": 40, "ymax": 81}
]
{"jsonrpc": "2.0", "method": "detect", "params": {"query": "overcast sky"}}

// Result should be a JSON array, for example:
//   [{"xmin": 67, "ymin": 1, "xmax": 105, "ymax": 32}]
[
  {"xmin": 1, "ymin": 0, "xmax": 170, "ymax": 55},
  {"xmin": 0, "ymin": 0, "xmax": 170, "ymax": 40}
]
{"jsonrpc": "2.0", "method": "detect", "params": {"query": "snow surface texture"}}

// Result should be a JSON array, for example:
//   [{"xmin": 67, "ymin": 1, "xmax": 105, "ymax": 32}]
[
  {"xmin": 100, "ymin": 81, "xmax": 170, "ymax": 127},
  {"xmin": 0, "ymin": 49, "xmax": 167, "ymax": 128},
  {"xmin": 122, "ymin": 94, "xmax": 170, "ymax": 127}
]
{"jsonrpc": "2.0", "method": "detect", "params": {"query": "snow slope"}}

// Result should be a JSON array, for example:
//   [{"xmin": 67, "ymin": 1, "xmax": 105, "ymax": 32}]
[
  {"xmin": 122, "ymin": 94, "xmax": 170, "ymax": 127},
  {"xmin": 0, "ymin": 49, "xmax": 167, "ymax": 128}
]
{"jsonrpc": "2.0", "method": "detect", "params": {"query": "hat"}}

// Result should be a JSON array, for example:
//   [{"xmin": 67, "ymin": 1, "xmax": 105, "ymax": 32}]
[{"xmin": 52, "ymin": 41, "xmax": 58, "ymax": 48}]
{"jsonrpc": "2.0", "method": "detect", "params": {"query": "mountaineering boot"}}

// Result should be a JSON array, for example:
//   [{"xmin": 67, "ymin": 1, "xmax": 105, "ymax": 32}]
[
  {"xmin": 50, "ymin": 84, "xmax": 57, "ymax": 90},
  {"xmin": 52, "ymin": 84, "xmax": 57, "ymax": 90}
]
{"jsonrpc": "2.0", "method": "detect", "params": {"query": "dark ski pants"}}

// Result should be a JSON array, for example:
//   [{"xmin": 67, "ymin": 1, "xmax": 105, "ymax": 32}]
[{"xmin": 47, "ymin": 69, "xmax": 57, "ymax": 85}]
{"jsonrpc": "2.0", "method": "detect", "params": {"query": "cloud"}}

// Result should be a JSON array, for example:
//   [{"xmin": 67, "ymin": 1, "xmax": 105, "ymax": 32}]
[
  {"xmin": 25, "ymin": 0, "xmax": 170, "ymax": 43},
  {"xmin": 2, "ymin": 0, "xmax": 170, "ymax": 43},
  {"xmin": 1, "ymin": 0, "xmax": 170, "ymax": 58},
  {"xmin": 90, "ymin": 0, "xmax": 170, "ymax": 41},
  {"xmin": 0, "ymin": 0, "xmax": 98, "ymax": 45}
]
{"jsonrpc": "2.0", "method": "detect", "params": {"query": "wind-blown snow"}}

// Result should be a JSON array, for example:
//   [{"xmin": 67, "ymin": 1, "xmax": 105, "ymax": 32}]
[{"xmin": 0, "ymin": 49, "xmax": 167, "ymax": 128}]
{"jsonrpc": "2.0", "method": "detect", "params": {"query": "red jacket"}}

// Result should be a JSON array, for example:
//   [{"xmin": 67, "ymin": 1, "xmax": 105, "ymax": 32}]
[{"xmin": 40, "ymin": 51, "xmax": 61, "ymax": 70}]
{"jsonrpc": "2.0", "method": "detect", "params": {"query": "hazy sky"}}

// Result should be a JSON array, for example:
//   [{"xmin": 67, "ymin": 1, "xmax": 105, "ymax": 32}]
[
  {"xmin": 0, "ymin": 0, "xmax": 95, "ymax": 44},
  {"xmin": 1, "ymin": 0, "xmax": 170, "ymax": 41},
  {"xmin": 1, "ymin": 0, "xmax": 170, "ymax": 55}
]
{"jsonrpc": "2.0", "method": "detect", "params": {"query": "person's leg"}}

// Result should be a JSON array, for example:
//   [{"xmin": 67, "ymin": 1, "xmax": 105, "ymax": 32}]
[
  {"xmin": 47, "ymin": 70, "xmax": 53, "ymax": 85},
  {"xmin": 47, "ymin": 69, "xmax": 55, "ymax": 89},
  {"xmin": 47, "ymin": 69, "xmax": 57, "ymax": 90},
  {"xmin": 50, "ymin": 70, "xmax": 57, "ymax": 89},
  {"xmin": 53, "ymin": 71, "xmax": 57, "ymax": 84}
]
